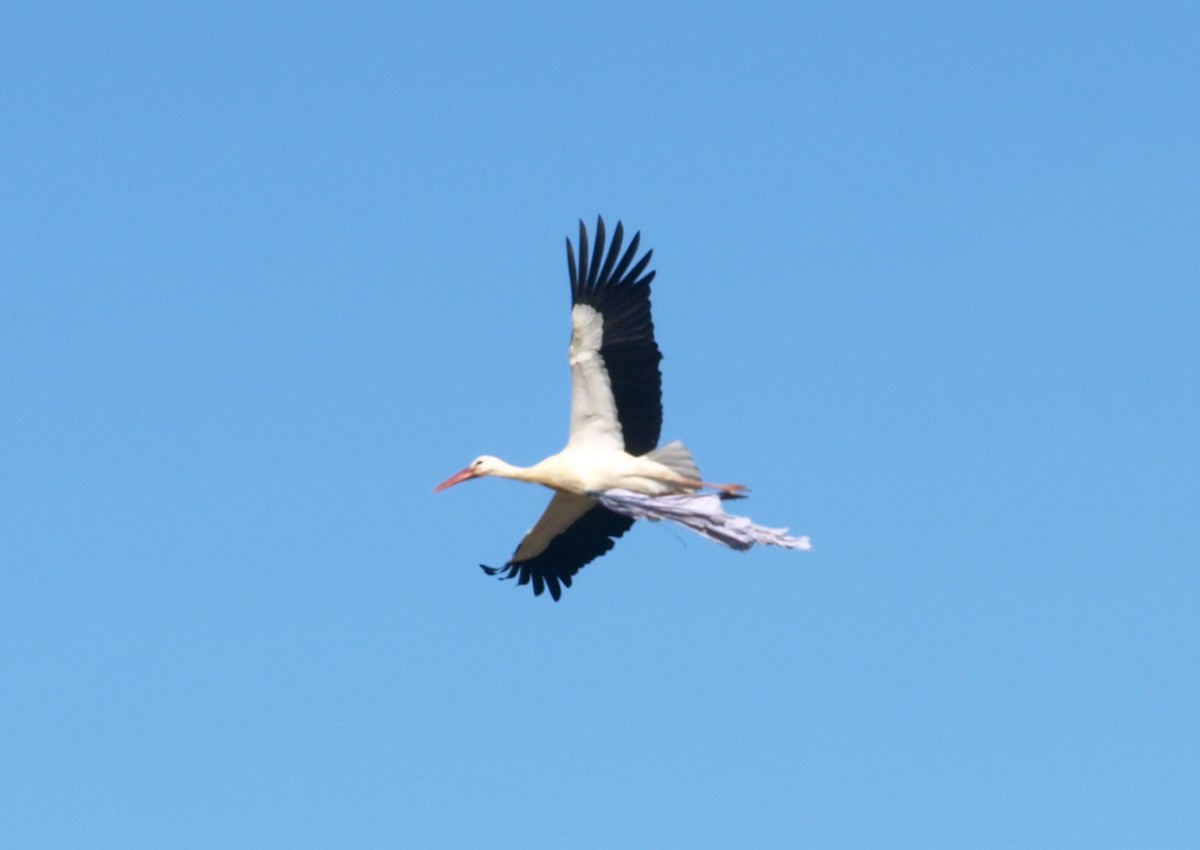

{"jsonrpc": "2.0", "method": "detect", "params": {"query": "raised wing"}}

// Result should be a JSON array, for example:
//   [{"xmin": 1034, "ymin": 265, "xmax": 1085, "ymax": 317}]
[
  {"xmin": 480, "ymin": 492, "xmax": 635, "ymax": 601},
  {"xmin": 566, "ymin": 217, "xmax": 663, "ymax": 456}
]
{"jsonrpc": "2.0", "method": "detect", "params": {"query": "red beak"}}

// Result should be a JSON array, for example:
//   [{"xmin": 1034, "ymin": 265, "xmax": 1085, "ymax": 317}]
[{"xmin": 434, "ymin": 467, "xmax": 478, "ymax": 492}]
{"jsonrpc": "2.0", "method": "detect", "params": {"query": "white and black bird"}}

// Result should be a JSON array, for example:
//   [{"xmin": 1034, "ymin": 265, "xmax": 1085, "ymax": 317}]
[{"xmin": 436, "ymin": 217, "xmax": 808, "ymax": 600}]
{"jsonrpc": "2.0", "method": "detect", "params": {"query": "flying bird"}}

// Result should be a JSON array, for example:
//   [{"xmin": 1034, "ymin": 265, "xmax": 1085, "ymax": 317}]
[{"xmin": 436, "ymin": 217, "xmax": 808, "ymax": 600}]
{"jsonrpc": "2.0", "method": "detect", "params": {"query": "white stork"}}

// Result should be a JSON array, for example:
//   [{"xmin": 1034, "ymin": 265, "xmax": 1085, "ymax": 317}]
[{"xmin": 436, "ymin": 217, "xmax": 808, "ymax": 600}]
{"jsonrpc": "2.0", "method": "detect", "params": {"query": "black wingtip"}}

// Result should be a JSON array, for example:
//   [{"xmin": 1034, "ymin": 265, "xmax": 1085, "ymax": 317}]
[
  {"xmin": 566, "ymin": 237, "xmax": 577, "ymax": 290},
  {"xmin": 587, "ymin": 216, "xmax": 605, "ymax": 291},
  {"xmin": 567, "ymin": 216, "xmax": 657, "ymax": 293},
  {"xmin": 598, "ymin": 220, "xmax": 623, "ymax": 283},
  {"xmin": 626, "ymin": 247, "xmax": 654, "ymax": 283},
  {"xmin": 577, "ymin": 220, "xmax": 589, "ymax": 288},
  {"xmin": 481, "ymin": 562, "xmax": 563, "ymax": 600}
]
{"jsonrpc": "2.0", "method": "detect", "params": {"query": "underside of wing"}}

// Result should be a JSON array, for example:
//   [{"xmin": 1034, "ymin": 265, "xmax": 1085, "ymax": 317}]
[
  {"xmin": 566, "ymin": 217, "xmax": 663, "ymax": 456},
  {"xmin": 480, "ymin": 492, "xmax": 635, "ymax": 600}
]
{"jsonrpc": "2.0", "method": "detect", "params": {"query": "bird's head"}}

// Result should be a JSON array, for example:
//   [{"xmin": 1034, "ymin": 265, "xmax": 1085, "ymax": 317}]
[{"xmin": 433, "ymin": 456, "xmax": 503, "ymax": 491}]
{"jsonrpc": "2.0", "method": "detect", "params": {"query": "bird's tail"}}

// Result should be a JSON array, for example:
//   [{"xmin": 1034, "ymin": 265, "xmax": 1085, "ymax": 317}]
[{"xmin": 647, "ymin": 440, "xmax": 701, "ymax": 482}]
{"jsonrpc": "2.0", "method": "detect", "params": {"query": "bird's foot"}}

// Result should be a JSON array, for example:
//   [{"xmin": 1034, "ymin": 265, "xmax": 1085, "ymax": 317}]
[{"xmin": 681, "ymin": 478, "xmax": 750, "ymax": 499}]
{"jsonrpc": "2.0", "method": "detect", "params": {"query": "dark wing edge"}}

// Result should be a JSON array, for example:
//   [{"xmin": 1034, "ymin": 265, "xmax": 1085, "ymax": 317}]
[
  {"xmin": 567, "ymin": 216, "xmax": 663, "ymax": 456},
  {"xmin": 480, "ymin": 504, "xmax": 635, "ymax": 601}
]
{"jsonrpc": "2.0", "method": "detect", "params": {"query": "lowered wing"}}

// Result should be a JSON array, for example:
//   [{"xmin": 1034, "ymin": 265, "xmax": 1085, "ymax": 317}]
[{"xmin": 481, "ymin": 491, "xmax": 635, "ymax": 601}]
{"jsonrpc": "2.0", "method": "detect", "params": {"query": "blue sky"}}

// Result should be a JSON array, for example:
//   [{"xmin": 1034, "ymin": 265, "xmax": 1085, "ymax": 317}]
[{"xmin": 3, "ymin": 1, "xmax": 1198, "ymax": 846}]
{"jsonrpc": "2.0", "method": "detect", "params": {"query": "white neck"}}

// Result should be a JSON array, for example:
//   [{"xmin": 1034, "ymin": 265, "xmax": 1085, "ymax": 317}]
[{"xmin": 488, "ymin": 457, "xmax": 559, "ymax": 489}]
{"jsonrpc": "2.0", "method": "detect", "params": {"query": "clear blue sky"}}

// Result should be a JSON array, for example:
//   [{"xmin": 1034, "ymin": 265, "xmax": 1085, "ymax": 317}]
[{"xmin": 3, "ymin": 1, "xmax": 1197, "ymax": 847}]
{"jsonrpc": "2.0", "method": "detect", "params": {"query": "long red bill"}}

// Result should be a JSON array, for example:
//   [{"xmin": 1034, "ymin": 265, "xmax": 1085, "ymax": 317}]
[{"xmin": 433, "ymin": 467, "xmax": 477, "ymax": 492}]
